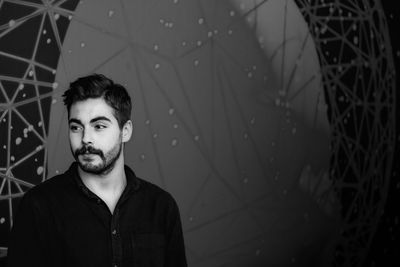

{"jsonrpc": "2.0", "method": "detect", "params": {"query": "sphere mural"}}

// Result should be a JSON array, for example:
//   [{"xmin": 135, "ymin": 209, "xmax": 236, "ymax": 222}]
[{"xmin": 0, "ymin": 0, "xmax": 396, "ymax": 266}]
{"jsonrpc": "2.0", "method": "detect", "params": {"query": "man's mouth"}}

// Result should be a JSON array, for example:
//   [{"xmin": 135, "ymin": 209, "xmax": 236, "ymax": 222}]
[{"xmin": 79, "ymin": 153, "xmax": 97, "ymax": 161}]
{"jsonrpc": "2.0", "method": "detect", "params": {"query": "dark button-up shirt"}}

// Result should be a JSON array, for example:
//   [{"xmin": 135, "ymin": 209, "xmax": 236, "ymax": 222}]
[{"xmin": 7, "ymin": 163, "xmax": 187, "ymax": 267}]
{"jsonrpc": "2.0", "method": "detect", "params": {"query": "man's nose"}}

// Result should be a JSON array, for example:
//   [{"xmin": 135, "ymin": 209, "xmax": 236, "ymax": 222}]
[{"xmin": 81, "ymin": 129, "xmax": 93, "ymax": 144}]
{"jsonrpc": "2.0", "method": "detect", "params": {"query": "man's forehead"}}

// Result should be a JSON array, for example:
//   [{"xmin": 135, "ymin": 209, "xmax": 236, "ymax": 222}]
[{"xmin": 69, "ymin": 98, "xmax": 116, "ymax": 122}]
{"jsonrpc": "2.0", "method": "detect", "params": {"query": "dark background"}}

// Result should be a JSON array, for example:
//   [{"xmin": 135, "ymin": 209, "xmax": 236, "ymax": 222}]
[{"xmin": 365, "ymin": 1, "xmax": 400, "ymax": 266}]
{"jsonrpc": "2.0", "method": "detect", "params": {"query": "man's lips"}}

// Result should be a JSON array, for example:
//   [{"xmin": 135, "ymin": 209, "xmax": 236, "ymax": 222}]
[{"xmin": 79, "ymin": 153, "xmax": 98, "ymax": 160}]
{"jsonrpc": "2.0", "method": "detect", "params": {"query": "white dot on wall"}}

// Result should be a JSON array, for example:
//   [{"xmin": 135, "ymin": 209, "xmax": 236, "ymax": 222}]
[
  {"xmin": 198, "ymin": 18, "xmax": 204, "ymax": 25},
  {"xmin": 80, "ymin": 42, "xmax": 86, "ymax": 48},
  {"xmin": 194, "ymin": 135, "xmax": 199, "ymax": 141},
  {"xmin": 194, "ymin": 60, "xmax": 199, "ymax": 66},
  {"xmin": 173, "ymin": 0, "xmax": 178, "ymax": 3},
  {"xmin": 18, "ymin": 83, "xmax": 24, "ymax": 90},
  {"xmin": 15, "ymin": 137, "xmax": 22, "ymax": 145},
  {"xmin": 29, "ymin": 70, "xmax": 34, "ymax": 77},
  {"xmin": 197, "ymin": 40, "xmax": 202, "ymax": 46},
  {"xmin": 173, "ymin": 124, "xmax": 178, "ymax": 129},
  {"xmin": 37, "ymin": 166, "xmax": 44, "ymax": 175},
  {"xmin": 171, "ymin": 139, "xmax": 178, "ymax": 147},
  {"xmin": 145, "ymin": 120, "xmax": 151, "ymax": 125},
  {"xmin": 168, "ymin": 108, "xmax": 175, "ymax": 115},
  {"xmin": 0, "ymin": 217, "xmax": 5, "ymax": 224},
  {"xmin": 9, "ymin": 20, "xmax": 15, "ymax": 27},
  {"xmin": 46, "ymin": 38, "xmax": 51, "ymax": 44},
  {"xmin": 108, "ymin": 10, "xmax": 114, "ymax": 17},
  {"xmin": 54, "ymin": 13, "xmax": 60, "ymax": 20},
  {"xmin": 52, "ymin": 98, "xmax": 57, "ymax": 104},
  {"xmin": 11, "ymin": 156, "xmax": 15, "ymax": 161},
  {"xmin": 154, "ymin": 44, "xmax": 159, "ymax": 51},
  {"xmin": 52, "ymin": 82, "xmax": 58, "ymax": 89},
  {"xmin": 153, "ymin": 133, "xmax": 158, "ymax": 139},
  {"xmin": 68, "ymin": 15, "xmax": 73, "ymax": 20},
  {"xmin": 140, "ymin": 154, "xmax": 146, "ymax": 160},
  {"xmin": 230, "ymin": 10, "xmax": 235, "ymax": 16},
  {"xmin": 154, "ymin": 63, "xmax": 160, "ymax": 69}
]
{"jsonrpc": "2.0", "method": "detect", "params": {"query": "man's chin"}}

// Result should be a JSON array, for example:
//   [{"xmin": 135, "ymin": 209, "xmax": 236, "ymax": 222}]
[{"xmin": 77, "ymin": 161, "xmax": 105, "ymax": 175}]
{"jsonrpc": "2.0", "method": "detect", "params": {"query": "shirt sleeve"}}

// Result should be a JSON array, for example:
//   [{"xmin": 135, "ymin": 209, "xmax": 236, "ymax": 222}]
[
  {"xmin": 7, "ymin": 191, "xmax": 50, "ymax": 267},
  {"xmin": 164, "ymin": 195, "xmax": 188, "ymax": 267}
]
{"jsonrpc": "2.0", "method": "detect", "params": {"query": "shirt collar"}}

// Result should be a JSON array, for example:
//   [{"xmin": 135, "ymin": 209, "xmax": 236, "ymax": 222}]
[{"xmin": 68, "ymin": 162, "xmax": 141, "ymax": 200}]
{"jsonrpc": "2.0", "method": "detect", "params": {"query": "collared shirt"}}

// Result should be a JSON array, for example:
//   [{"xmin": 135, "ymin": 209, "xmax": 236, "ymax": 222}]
[{"xmin": 7, "ymin": 163, "xmax": 187, "ymax": 267}]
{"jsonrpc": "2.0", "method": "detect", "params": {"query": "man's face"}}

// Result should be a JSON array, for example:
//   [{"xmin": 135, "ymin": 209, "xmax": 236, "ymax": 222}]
[{"xmin": 68, "ymin": 98, "xmax": 123, "ymax": 175}]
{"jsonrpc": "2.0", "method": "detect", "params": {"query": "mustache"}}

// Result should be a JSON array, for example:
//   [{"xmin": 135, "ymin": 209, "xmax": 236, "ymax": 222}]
[{"xmin": 74, "ymin": 145, "xmax": 104, "ymax": 158}]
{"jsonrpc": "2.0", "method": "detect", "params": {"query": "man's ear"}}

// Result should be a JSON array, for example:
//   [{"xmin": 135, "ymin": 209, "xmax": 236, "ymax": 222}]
[{"xmin": 122, "ymin": 120, "xmax": 133, "ymax": 143}]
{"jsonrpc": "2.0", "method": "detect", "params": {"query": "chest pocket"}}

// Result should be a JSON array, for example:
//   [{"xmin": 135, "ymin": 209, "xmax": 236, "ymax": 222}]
[{"xmin": 132, "ymin": 233, "xmax": 166, "ymax": 266}]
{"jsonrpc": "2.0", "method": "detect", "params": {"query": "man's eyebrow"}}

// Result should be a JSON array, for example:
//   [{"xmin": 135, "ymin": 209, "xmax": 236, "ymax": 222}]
[
  {"xmin": 90, "ymin": 116, "xmax": 112, "ymax": 123},
  {"xmin": 68, "ymin": 118, "xmax": 82, "ymax": 125},
  {"xmin": 68, "ymin": 117, "xmax": 111, "ymax": 125}
]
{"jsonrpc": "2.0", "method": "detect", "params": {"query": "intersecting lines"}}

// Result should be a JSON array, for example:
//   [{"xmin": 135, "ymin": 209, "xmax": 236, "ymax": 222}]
[
  {"xmin": 41, "ymin": 0, "xmax": 334, "ymax": 265},
  {"xmin": 0, "ymin": 0, "xmax": 79, "ymax": 247},
  {"xmin": 294, "ymin": 0, "xmax": 396, "ymax": 266}
]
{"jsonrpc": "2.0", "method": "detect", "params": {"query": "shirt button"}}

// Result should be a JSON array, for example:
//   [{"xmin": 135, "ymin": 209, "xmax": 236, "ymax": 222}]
[{"xmin": 112, "ymin": 229, "xmax": 117, "ymax": 235}]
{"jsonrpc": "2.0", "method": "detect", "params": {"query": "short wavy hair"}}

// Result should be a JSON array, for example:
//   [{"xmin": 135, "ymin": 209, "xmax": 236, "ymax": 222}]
[{"xmin": 62, "ymin": 74, "xmax": 132, "ymax": 128}]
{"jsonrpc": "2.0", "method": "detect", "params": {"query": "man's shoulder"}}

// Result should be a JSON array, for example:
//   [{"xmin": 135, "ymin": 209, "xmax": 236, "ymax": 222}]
[
  {"xmin": 136, "ymin": 177, "xmax": 177, "ymax": 204},
  {"xmin": 24, "ymin": 171, "xmax": 72, "ymax": 200}
]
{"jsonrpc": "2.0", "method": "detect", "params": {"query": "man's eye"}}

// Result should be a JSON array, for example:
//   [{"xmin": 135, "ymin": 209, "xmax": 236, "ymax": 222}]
[
  {"xmin": 94, "ymin": 124, "xmax": 106, "ymax": 130},
  {"xmin": 70, "ymin": 125, "xmax": 82, "ymax": 132}
]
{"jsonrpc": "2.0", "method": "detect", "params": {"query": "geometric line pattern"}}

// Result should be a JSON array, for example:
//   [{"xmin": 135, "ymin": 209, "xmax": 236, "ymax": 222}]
[
  {"xmin": 294, "ymin": 0, "xmax": 396, "ymax": 266},
  {"xmin": 0, "ymin": 0, "xmax": 79, "ymax": 250}
]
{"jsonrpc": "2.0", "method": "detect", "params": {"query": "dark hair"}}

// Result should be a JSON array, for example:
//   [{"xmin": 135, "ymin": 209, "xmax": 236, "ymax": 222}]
[{"xmin": 62, "ymin": 74, "xmax": 132, "ymax": 128}]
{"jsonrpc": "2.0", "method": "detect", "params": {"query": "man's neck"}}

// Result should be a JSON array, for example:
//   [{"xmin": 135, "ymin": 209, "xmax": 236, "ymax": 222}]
[{"xmin": 78, "ymin": 157, "xmax": 127, "ymax": 213}]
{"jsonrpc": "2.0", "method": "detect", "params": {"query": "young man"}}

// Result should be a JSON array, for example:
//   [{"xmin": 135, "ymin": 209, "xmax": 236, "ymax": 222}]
[{"xmin": 7, "ymin": 74, "xmax": 187, "ymax": 267}]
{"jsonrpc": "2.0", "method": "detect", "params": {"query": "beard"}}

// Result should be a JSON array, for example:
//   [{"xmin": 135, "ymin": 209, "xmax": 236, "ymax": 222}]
[{"xmin": 72, "ymin": 140, "xmax": 122, "ymax": 175}]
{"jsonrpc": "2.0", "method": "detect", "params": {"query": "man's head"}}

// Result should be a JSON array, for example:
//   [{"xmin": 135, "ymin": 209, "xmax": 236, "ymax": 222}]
[
  {"xmin": 63, "ymin": 73, "xmax": 132, "ymax": 128},
  {"xmin": 62, "ymin": 74, "xmax": 133, "ymax": 175}
]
